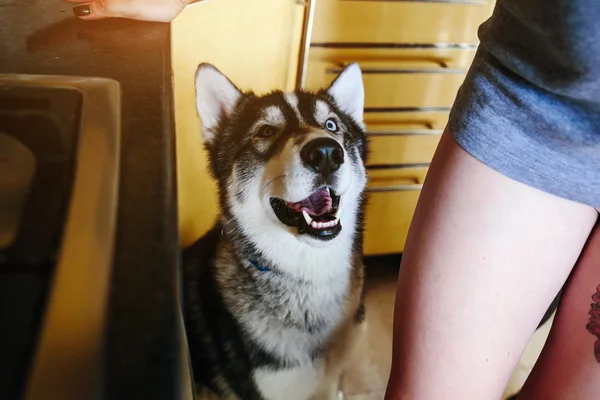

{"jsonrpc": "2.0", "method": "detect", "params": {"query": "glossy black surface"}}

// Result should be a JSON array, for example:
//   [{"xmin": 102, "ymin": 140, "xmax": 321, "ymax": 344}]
[
  {"xmin": 0, "ymin": 2, "xmax": 185, "ymax": 399},
  {"xmin": 0, "ymin": 85, "xmax": 83, "ymax": 399},
  {"xmin": 0, "ymin": 86, "xmax": 81, "ymax": 267},
  {"xmin": 0, "ymin": 85, "xmax": 82, "ymax": 400}
]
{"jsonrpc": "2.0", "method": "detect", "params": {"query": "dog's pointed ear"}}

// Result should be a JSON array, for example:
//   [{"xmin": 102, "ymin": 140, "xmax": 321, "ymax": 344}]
[
  {"xmin": 195, "ymin": 63, "xmax": 242, "ymax": 144},
  {"xmin": 326, "ymin": 63, "xmax": 364, "ymax": 124}
]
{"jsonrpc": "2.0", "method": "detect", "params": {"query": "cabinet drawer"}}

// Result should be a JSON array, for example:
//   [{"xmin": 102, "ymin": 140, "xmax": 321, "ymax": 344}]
[
  {"xmin": 368, "ymin": 132, "xmax": 441, "ymax": 165},
  {"xmin": 364, "ymin": 166, "xmax": 428, "ymax": 255},
  {"xmin": 365, "ymin": 111, "xmax": 446, "ymax": 165},
  {"xmin": 307, "ymin": 50, "xmax": 474, "ymax": 108},
  {"xmin": 364, "ymin": 109, "xmax": 449, "ymax": 129},
  {"xmin": 311, "ymin": 0, "xmax": 495, "ymax": 44}
]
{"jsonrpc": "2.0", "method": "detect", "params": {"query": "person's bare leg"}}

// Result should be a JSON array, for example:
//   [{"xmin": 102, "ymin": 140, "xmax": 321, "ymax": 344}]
[
  {"xmin": 517, "ymin": 219, "xmax": 600, "ymax": 399},
  {"xmin": 384, "ymin": 129, "xmax": 598, "ymax": 400}
]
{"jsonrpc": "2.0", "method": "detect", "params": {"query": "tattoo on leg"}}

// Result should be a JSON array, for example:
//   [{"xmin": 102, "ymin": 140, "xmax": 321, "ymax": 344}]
[{"xmin": 585, "ymin": 285, "xmax": 600, "ymax": 363}]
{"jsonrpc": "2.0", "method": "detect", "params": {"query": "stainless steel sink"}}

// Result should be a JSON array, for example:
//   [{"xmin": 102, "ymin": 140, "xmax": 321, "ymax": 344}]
[{"xmin": 0, "ymin": 74, "xmax": 120, "ymax": 400}]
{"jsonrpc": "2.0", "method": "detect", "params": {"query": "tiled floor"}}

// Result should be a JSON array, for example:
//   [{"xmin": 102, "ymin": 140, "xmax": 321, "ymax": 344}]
[{"xmin": 341, "ymin": 256, "xmax": 555, "ymax": 400}]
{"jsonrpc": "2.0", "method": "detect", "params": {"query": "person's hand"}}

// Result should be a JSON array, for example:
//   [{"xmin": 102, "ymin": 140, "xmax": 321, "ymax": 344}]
[{"xmin": 65, "ymin": 0, "xmax": 193, "ymax": 22}]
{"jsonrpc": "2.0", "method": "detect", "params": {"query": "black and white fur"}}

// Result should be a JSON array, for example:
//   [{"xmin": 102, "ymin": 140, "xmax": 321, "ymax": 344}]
[{"xmin": 183, "ymin": 63, "xmax": 368, "ymax": 400}]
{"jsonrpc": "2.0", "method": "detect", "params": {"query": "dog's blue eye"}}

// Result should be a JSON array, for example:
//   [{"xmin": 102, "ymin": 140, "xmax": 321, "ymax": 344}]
[{"xmin": 325, "ymin": 119, "xmax": 338, "ymax": 132}]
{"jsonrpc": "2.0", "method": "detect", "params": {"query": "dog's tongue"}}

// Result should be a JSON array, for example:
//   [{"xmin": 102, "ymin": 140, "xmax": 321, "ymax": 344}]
[{"xmin": 288, "ymin": 188, "xmax": 332, "ymax": 216}]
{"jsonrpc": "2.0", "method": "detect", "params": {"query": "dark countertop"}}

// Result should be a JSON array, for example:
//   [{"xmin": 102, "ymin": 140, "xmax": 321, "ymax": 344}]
[{"xmin": 0, "ymin": 1, "xmax": 188, "ymax": 399}]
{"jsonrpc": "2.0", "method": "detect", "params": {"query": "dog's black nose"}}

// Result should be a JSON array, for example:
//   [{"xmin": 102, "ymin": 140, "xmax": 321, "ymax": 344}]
[{"xmin": 300, "ymin": 137, "xmax": 344, "ymax": 175}]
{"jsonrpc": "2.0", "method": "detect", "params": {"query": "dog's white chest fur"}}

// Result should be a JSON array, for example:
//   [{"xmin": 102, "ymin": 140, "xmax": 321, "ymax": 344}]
[
  {"xmin": 239, "ymin": 270, "xmax": 350, "ymax": 364},
  {"xmin": 216, "ymin": 259, "xmax": 351, "ymax": 400},
  {"xmin": 242, "ymin": 274, "xmax": 349, "ymax": 400},
  {"xmin": 253, "ymin": 364, "xmax": 322, "ymax": 400}
]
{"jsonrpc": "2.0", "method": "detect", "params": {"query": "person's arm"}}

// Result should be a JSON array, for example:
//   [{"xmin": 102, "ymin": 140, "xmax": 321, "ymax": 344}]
[{"xmin": 65, "ymin": 0, "xmax": 196, "ymax": 22}]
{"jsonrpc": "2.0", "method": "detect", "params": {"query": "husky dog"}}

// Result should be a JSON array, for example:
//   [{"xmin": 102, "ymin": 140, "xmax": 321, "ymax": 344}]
[{"xmin": 183, "ymin": 62, "xmax": 368, "ymax": 400}]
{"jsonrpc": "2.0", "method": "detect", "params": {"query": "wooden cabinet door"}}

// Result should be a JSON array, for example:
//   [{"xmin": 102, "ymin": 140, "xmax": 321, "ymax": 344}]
[{"xmin": 172, "ymin": 0, "xmax": 305, "ymax": 247}]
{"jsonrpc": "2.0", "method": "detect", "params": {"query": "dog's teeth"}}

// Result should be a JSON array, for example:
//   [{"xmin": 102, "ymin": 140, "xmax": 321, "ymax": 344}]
[
  {"xmin": 335, "ymin": 205, "xmax": 343, "ymax": 220},
  {"xmin": 302, "ymin": 210, "xmax": 313, "ymax": 225},
  {"xmin": 309, "ymin": 219, "xmax": 341, "ymax": 230},
  {"xmin": 326, "ymin": 187, "xmax": 331, "ymax": 195}
]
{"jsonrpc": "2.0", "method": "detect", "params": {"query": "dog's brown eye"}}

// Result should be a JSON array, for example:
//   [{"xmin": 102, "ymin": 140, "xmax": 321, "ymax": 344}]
[{"xmin": 256, "ymin": 125, "xmax": 276, "ymax": 139}]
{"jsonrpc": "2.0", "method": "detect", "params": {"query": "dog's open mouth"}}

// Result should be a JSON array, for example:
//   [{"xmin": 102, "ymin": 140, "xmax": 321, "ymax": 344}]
[{"xmin": 270, "ymin": 187, "xmax": 342, "ymax": 241}]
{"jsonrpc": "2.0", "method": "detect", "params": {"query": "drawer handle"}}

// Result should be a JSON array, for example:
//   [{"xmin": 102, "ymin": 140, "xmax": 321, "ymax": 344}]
[
  {"xmin": 327, "ymin": 66, "xmax": 466, "ymax": 74},
  {"xmin": 311, "ymin": 42, "xmax": 478, "ymax": 50},
  {"xmin": 365, "ymin": 106, "xmax": 451, "ymax": 113},
  {"xmin": 339, "ymin": 0, "xmax": 486, "ymax": 5},
  {"xmin": 366, "ymin": 163, "xmax": 429, "ymax": 191},
  {"xmin": 368, "ymin": 129, "xmax": 443, "ymax": 136},
  {"xmin": 366, "ymin": 184, "xmax": 423, "ymax": 192},
  {"xmin": 367, "ymin": 162, "xmax": 431, "ymax": 170}
]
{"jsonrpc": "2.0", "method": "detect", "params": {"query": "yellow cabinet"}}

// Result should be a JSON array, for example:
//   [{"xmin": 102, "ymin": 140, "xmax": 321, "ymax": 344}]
[
  {"xmin": 368, "ymin": 134, "xmax": 440, "ymax": 166},
  {"xmin": 306, "ymin": 48, "xmax": 478, "ymax": 109},
  {"xmin": 311, "ymin": 0, "xmax": 495, "ymax": 44},
  {"xmin": 306, "ymin": 0, "xmax": 495, "ymax": 255},
  {"xmin": 363, "ymin": 111, "xmax": 447, "ymax": 168},
  {"xmin": 172, "ymin": 0, "xmax": 305, "ymax": 247},
  {"xmin": 364, "ymin": 167, "xmax": 428, "ymax": 255}
]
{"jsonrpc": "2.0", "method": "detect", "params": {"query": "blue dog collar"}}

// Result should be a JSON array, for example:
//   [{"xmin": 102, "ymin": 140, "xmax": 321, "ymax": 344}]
[{"xmin": 248, "ymin": 259, "xmax": 274, "ymax": 273}]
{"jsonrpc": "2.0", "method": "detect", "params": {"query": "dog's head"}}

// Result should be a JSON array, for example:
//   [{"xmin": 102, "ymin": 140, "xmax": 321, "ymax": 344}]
[{"xmin": 195, "ymin": 63, "xmax": 367, "ymax": 248}]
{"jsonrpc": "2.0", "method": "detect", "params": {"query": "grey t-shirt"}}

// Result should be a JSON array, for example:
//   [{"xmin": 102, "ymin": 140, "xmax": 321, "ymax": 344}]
[{"xmin": 449, "ymin": 0, "xmax": 600, "ymax": 208}]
